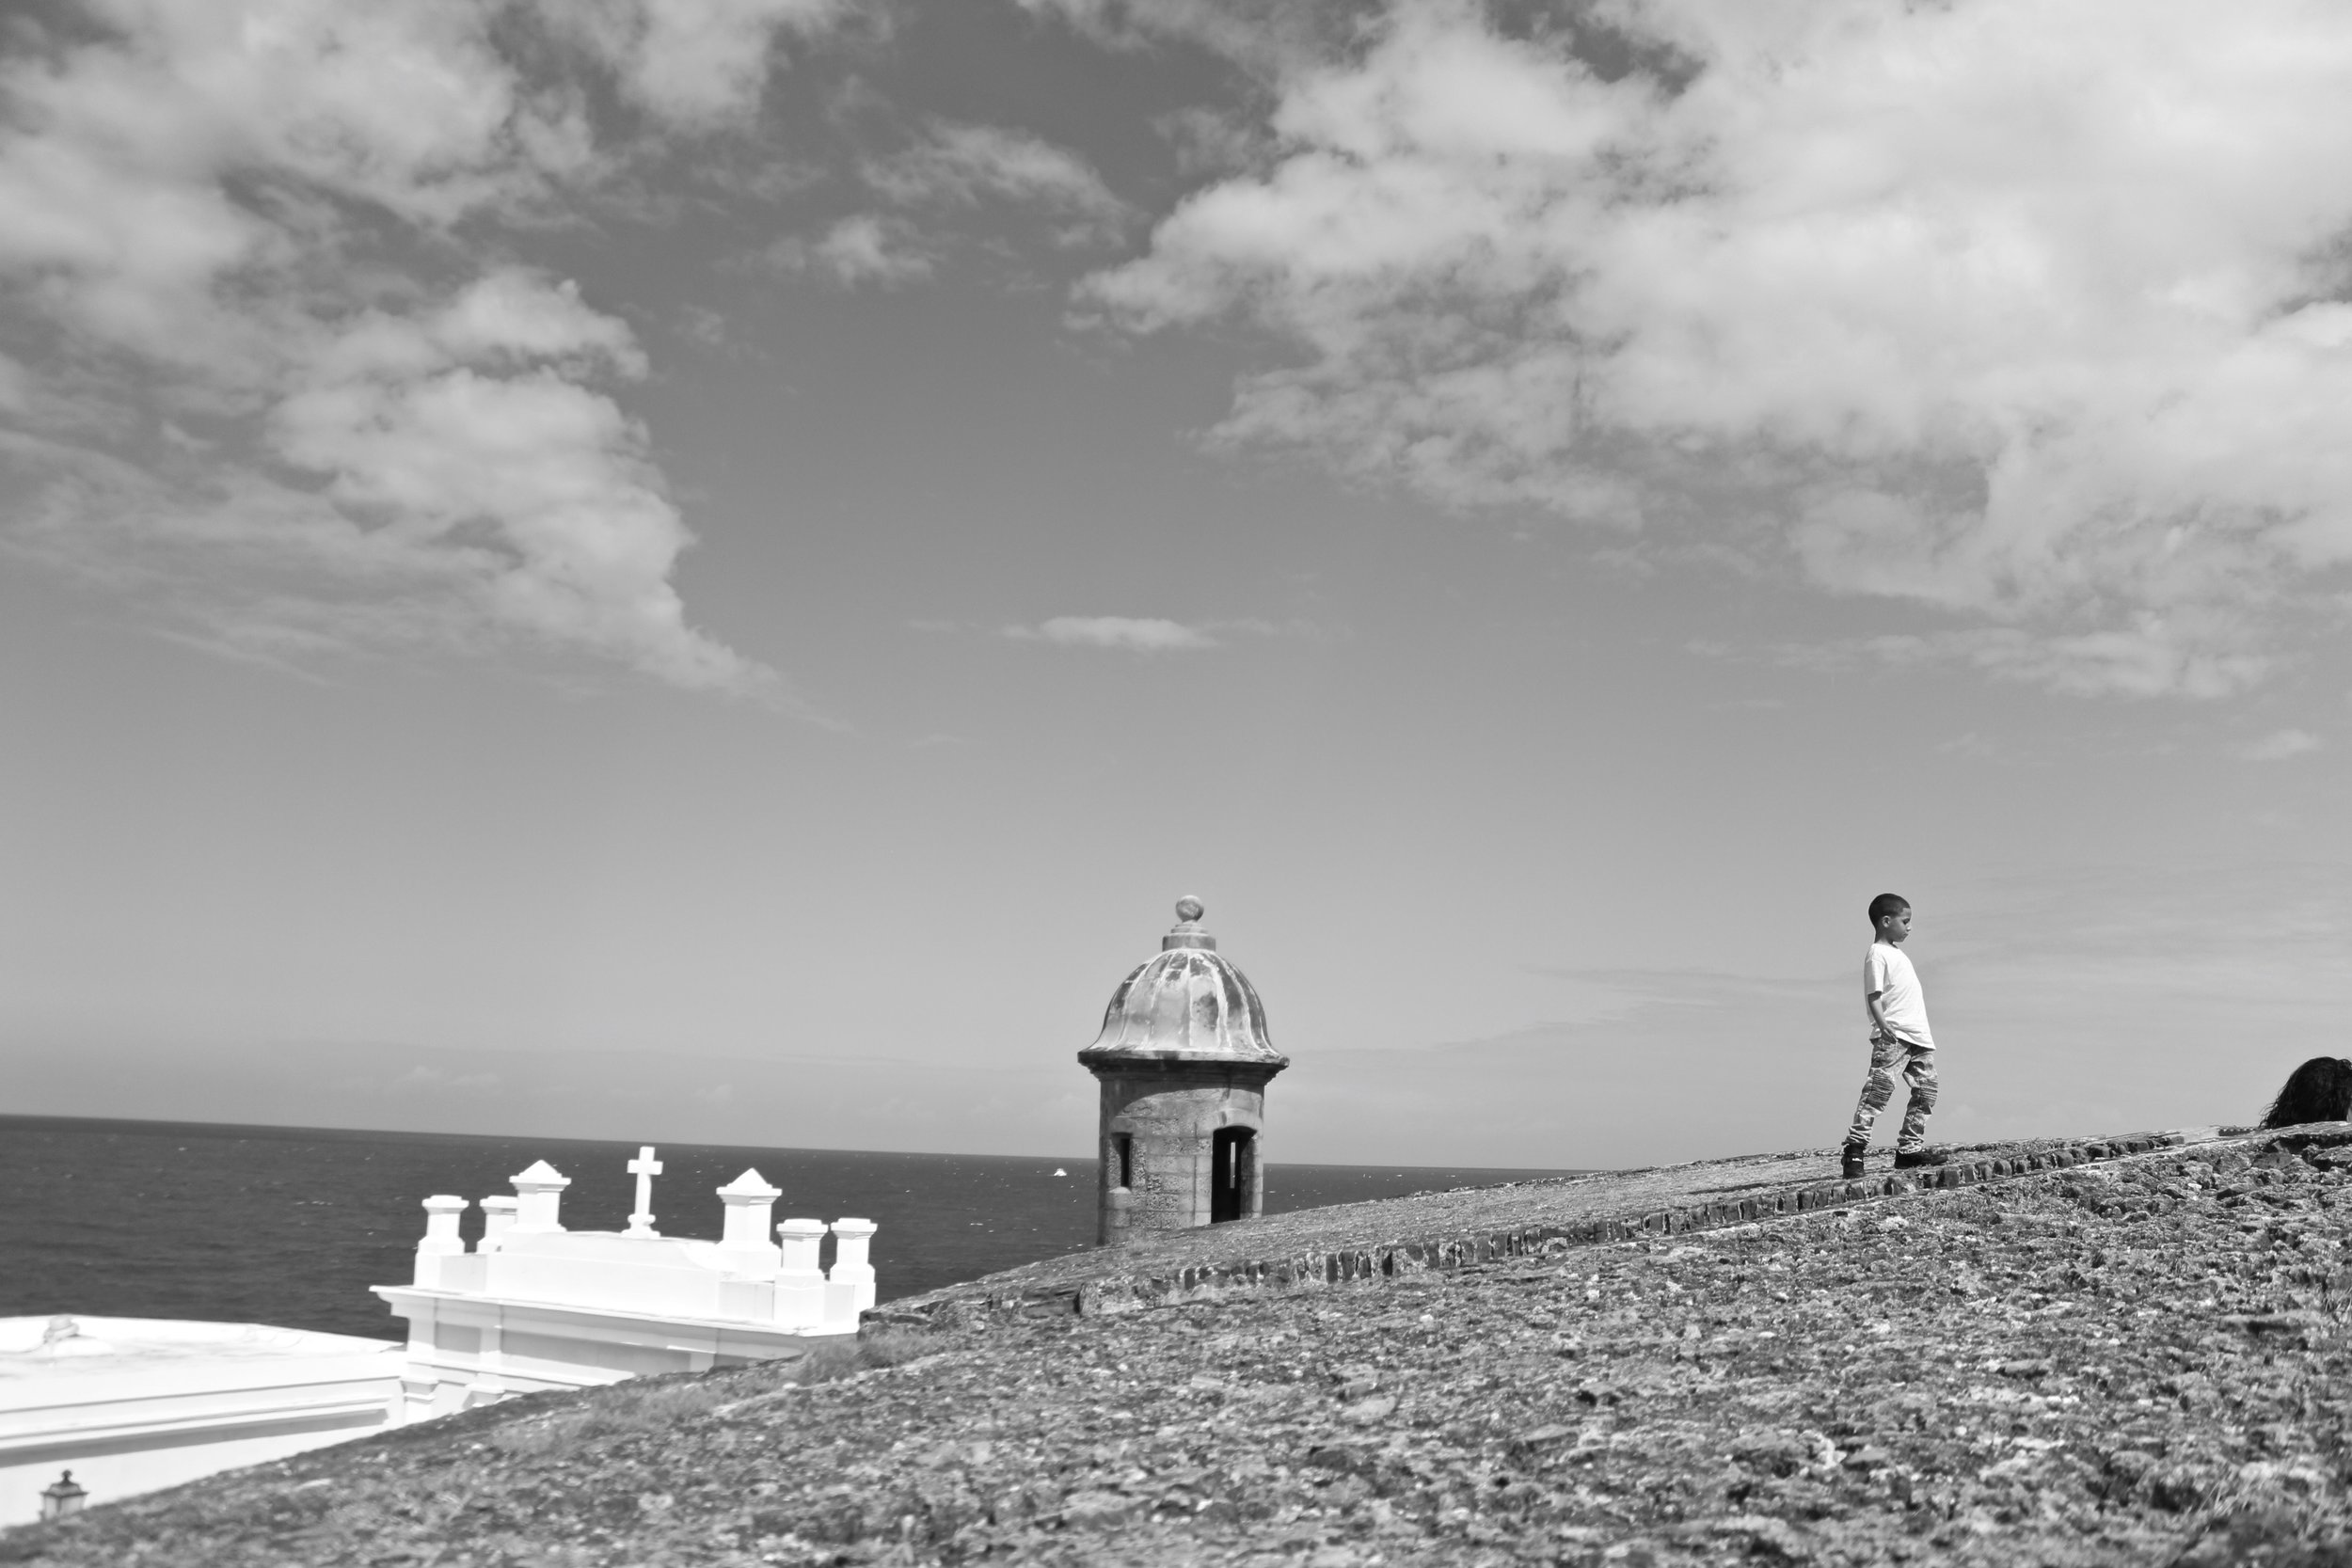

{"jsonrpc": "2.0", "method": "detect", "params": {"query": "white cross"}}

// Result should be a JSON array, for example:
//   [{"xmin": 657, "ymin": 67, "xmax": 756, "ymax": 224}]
[{"xmin": 625, "ymin": 1146, "xmax": 661, "ymax": 1237}]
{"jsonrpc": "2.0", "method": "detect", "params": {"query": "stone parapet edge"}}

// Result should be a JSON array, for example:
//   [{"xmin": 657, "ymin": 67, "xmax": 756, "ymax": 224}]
[{"xmin": 867, "ymin": 1128, "xmax": 2345, "ymax": 1332}]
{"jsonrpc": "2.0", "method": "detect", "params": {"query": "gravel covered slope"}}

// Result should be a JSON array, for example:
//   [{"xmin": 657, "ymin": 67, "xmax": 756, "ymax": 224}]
[
  {"xmin": 883, "ymin": 1134, "xmax": 2200, "ymax": 1323},
  {"xmin": 9, "ymin": 1135, "xmax": 2352, "ymax": 1566}
]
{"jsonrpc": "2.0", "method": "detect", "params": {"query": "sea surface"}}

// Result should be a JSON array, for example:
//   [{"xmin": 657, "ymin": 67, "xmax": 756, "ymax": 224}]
[{"xmin": 0, "ymin": 1116, "xmax": 1582, "ymax": 1341}]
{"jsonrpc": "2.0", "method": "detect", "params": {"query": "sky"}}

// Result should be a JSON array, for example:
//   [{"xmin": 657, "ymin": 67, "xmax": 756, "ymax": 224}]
[{"xmin": 7, "ymin": 0, "xmax": 2352, "ymax": 1170}]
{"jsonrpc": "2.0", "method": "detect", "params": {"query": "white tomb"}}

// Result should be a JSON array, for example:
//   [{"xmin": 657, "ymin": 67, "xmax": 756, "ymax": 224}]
[
  {"xmin": 0, "ymin": 1316, "xmax": 404, "ymax": 1527},
  {"xmin": 373, "ymin": 1149, "xmax": 878, "ymax": 1421},
  {"xmin": 0, "ymin": 1147, "xmax": 876, "ymax": 1520}
]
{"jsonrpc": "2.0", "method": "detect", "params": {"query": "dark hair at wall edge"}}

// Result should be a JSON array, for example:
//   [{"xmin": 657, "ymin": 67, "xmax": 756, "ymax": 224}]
[
  {"xmin": 1867, "ymin": 894, "xmax": 1910, "ymax": 926},
  {"xmin": 2262, "ymin": 1056, "xmax": 2352, "ymax": 1130}
]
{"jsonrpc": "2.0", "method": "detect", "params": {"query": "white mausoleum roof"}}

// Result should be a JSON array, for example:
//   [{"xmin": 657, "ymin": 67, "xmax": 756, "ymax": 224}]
[{"xmin": 0, "ymin": 1317, "xmax": 397, "ymax": 1383}]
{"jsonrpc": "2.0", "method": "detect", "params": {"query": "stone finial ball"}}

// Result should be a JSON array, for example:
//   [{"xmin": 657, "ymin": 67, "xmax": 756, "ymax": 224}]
[{"xmin": 1174, "ymin": 896, "xmax": 1206, "ymax": 924}]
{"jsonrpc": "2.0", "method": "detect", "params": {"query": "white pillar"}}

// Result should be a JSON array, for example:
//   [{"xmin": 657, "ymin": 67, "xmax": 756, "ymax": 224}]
[
  {"xmin": 509, "ymin": 1161, "xmax": 570, "ymax": 1234},
  {"xmin": 716, "ymin": 1170, "xmax": 783, "ymax": 1271},
  {"xmin": 775, "ymin": 1217, "xmax": 827, "ymax": 1330},
  {"xmin": 825, "ymin": 1218, "xmax": 878, "ymax": 1325},
  {"xmin": 476, "ymin": 1196, "xmax": 517, "ymax": 1253},
  {"xmin": 466, "ymin": 1317, "xmax": 506, "ymax": 1409},
  {"xmin": 415, "ymin": 1196, "xmax": 468, "ymax": 1287},
  {"xmin": 393, "ymin": 1293, "xmax": 440, "ymax": 1424}
]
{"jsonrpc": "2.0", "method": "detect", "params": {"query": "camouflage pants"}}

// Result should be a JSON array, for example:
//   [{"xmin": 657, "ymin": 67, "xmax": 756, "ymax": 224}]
[{"xmin": 1846, "ymin": 1034, "xmax": 1938, "ymax": 1152}]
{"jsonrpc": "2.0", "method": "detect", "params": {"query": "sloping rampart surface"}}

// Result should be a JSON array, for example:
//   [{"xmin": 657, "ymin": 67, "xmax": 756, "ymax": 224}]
[{"xmin": 877, "ymin": 1129, "xmax": 2288, "ymax": 1325}]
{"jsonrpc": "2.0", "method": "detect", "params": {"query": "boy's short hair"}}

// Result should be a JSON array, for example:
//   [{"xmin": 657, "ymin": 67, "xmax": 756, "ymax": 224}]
[{"xmin": 1867, "ymin": 893, "xmax": 1910, "ymax": 927}]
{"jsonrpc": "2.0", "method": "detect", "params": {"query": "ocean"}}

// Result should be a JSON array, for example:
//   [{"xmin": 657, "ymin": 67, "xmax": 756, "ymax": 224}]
[{"xmin": 0, "ymin": 1115, "xmax": 1581, "ymax": 1341}]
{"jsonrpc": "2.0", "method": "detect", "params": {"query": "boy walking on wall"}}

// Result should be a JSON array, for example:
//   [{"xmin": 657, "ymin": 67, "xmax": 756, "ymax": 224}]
[{"xmin": 1842, "ymin": 894, "xmax": 1941, "ymax": 1180}]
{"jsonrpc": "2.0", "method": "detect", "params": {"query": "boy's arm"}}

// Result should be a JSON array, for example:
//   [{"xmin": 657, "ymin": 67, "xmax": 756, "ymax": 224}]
[{"xmin": 1865, "ymin": 988, "xmax": 1895, "ymax": 1041}]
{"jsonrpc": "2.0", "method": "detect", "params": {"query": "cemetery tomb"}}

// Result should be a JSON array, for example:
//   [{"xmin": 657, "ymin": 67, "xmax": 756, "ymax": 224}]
[
  {"xmin": 373, "ymin": 1150, "xmax": 878, "ymax": 1420},
  {"xmin": 0, "ymin": 1315, "xmax": 403, "ymax": 1527}
]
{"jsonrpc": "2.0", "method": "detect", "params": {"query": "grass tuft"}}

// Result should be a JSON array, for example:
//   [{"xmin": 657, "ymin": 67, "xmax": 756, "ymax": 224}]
[
  {"xmin": 485, "ymin": 1328, "xmax": 941, "ymax": 1458},
  {"xmin": 488, "ymin": 1379, "xmax": 725, "ymax": 1457}
]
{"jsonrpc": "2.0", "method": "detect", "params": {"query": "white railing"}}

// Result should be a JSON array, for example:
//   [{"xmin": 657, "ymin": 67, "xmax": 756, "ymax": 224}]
[{"xmin": 402, "ymin": 1152, "xmax": 876, "ymax": 1335}]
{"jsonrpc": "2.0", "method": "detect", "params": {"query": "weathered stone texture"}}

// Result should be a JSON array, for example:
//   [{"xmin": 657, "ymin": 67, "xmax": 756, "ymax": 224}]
[
  {"xmin": 18, "ymin": 1124, "xmax": 2352, "ymax": 1567},
  {"xmin": 885, "ymin": 1128, "xmax": 2225, "ymax": 1328},
  {"xmin": 1095, "ymin": 1064, "xmax": 1272, "ymax": 1237},
  {"xmin": 1079, "ymin": 904, "xmax": 1287, "ymax": 1245}
]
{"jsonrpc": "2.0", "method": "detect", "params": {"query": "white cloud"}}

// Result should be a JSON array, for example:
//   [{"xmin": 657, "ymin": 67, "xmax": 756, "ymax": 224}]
[
  {"xmin": 529, "ymin": 0, "xmax": 841, "ymax": 130},
  {"xmin": 1081, "ymin": 0, "xmax": 2352, "ymax": 697},
  {"xmin": 865, "ymin": 122, "xmax": 1129, "ymax": 246},
  {"xmin": 262, "ymin": 273, "xmax": 758, "ymax": 689},
  {"xmin": 1009, "ymin": 615, "xmax": 1220, "ymax": 651},
  {"xmin": 1152, "ymin": 106, "xmax": 1269, "ymax": 180},
  {"xmin": 755, "ymin": 122, "xmax": 1126, "ymax": 285},
  {"xmin": 1719, "ymin": 621, "xmax": 2274, "ymax": 699},
  {"xmin": 0, "ymin": 0, "xmax": 829, "ymax": 694},
  {"xmin": 768, "ymin": 214, "xmax": 936, "ymax": 287},
  {"xmin": 1020, "ymin": 0, "xmax": 1349, "ymax": 79},
  {"xmin": 2239, "ymin": 728, "xmax": 2323, "ymax": 762}
]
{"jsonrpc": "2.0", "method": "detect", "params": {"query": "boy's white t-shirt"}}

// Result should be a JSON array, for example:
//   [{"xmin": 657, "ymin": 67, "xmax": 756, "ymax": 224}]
[{"xmin": 1865, "ymin": 942, "xmax": 1934, "ymax": 1048}]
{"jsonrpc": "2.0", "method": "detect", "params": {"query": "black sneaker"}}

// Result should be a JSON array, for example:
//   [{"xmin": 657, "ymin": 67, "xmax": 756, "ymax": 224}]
[
  {"xmin": 1841, "ymin": 1143, "xmax": 1867, "ymax": 1180},
  {"xmin": 1893, "ymin": 1148, "xmax": 1947, "ymax": 1170}
]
